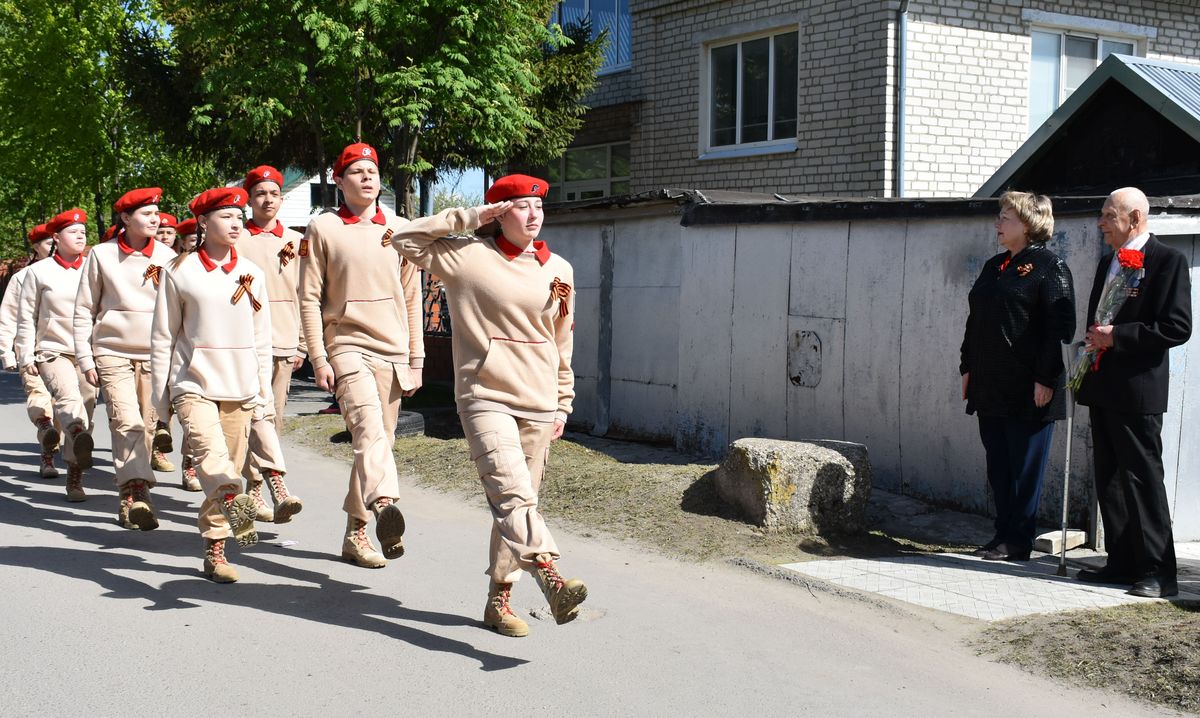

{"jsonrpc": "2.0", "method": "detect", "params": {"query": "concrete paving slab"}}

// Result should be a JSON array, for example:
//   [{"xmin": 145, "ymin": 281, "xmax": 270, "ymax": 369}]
[{"xmin": 781, "ymin": 550, "xmax": 1200, "ymax": 621}]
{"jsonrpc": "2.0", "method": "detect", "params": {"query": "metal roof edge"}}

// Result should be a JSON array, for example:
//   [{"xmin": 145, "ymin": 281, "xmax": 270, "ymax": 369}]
[{"xmin": 976, "ymin": 54, "xmax": 1200, "ymax": 198}]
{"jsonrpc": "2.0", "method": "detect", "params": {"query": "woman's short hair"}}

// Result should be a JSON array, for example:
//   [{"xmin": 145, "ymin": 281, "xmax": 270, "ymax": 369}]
[{"xmin": 999, "ymin": 191, "xmax": 1054, "ymax": 245}]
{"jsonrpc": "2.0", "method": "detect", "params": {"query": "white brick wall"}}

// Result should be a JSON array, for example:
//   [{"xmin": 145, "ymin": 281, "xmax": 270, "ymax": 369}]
[{"xmin": 575, "ymin": 0, "xmax": 1200, "ymax": 199}]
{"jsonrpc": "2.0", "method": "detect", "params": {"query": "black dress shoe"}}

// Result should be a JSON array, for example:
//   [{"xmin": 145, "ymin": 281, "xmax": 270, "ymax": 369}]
[
  {"xmin": 1076, "ymin": 566, "xmax": 1136, "ymax": 584},
  {"xmin": 982, "ymin": 546, "xmax": 1031, "ymax": 562},
  {"xmin": 972, "ymin": 539, "xmax": 1002, "ymax": 557},
  {"xmin": 1129, "ymin": 575, "xmax": 1179, "ymax": 598}
]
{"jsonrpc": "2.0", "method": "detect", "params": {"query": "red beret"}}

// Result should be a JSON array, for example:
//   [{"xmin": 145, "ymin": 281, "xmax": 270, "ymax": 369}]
[
  {"xmin": 334, "ymin": 143, "xmax": 378, "ymax": 177},
  {"xmin": 47, "ymin": 208, "xmax": 88, "ymax": 234},
  {"xmin": 103, "ymin": 225, "xmax": 117, "ymax": 241},
  {"xmin": 189, "ymin": 187, "xmax": 248, "ymax": 216},
  {"xmin": 27, "ymin": 224, "xmax": 52, "ymax": 242},
  {"xmin": 485, "ymin": 174, "xmax": 550, "ymax": 204},
  {"xmin": 176, "ymin": 218, "xmax": 198, "ymax": 236},
  {"xmin": 113, "ymin": 187, "xmax": 163, "ymax": 213},
  {"xmin": 243, "ymin": 165, "xmax": 283, "ymax": 191},
  {"xmin": 158, "ymin": 213, "xmax": 178, "ymax": 229}
]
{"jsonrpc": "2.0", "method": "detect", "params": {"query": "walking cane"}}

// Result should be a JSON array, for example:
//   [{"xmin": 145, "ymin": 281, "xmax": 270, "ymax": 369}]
[{"xmin": 1057, "ymin": 341, "xmax": 1084, "ymax": 577}]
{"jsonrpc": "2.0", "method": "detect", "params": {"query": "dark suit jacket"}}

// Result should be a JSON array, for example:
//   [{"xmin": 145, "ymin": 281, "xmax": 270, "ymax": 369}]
[{"xmin": 1076, "ymin": 234, "xmax": 1192, "ymax": 413}]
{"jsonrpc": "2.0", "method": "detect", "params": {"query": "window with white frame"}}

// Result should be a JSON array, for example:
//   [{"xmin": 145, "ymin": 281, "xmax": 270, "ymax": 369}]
[
  {"xmin": 546, "ymin": 142, "xmax": 631, "ymax": 202},
  {"xmin": 557, "ymin": 0, "xmax": 631, "ymax": 73},
  {"xmin": 703, "ymin": 29, "xmax": 799, "ymax": 153},
  {"xmin": 1029, "ymin": 28, "xmax": 1140, "ymax": 131}
]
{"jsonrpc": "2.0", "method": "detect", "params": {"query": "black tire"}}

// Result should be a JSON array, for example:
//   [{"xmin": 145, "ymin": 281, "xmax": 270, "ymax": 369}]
[{"xmin": 394, "ymin": 410, "xmax": 425, "ymax": 438}]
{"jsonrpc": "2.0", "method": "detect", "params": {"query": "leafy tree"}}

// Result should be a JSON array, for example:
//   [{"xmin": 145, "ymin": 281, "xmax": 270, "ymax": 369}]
[
  {"xmin": 0, "ymin": 0, "xmax": 217, "ymax": 257},
  {"xmin": 159, "ymin": 0, "xmax": 603, "ymax": 217}
]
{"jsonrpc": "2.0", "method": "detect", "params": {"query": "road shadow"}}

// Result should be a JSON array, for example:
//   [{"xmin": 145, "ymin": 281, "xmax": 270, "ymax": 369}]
[{"xmin": 0, "ymin": 491, "xmax": 527, "ymax": 671}]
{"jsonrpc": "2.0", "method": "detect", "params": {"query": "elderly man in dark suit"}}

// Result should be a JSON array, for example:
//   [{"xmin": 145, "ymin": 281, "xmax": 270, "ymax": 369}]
[{"xmin": 1076, "ymin": 187, "xmax": 1191, "ymax": 598}]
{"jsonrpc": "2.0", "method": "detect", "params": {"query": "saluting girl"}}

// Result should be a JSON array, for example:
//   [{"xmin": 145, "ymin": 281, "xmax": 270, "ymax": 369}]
[
  {"xmin": 390, "ymin": 175, "xmax": 588, "ymax": 637},
  {"xmin": 151, "ymin": 187, "xmax": 273, "ymax": 583},
  {"xmin": 15, "ymin": 209, "xmax": 98, "ymax": 502}
]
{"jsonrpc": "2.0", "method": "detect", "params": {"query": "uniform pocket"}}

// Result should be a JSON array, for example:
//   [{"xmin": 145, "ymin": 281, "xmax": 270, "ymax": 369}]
[
  {"xmin": 472, "ymin": 338, "xmax": 557, "ymax": 409},
  {"xmin": 469, "ymin": 430, "xmax": 510, "ymax": 478},
  {"xmin": 187, "ymin": 346, "xmax": 258, "ymax": 397},
  {"xmin": 94, "ymin": 309, "xmax": 147, "ymax": 349},
  {"xmin": 341, "ymin": 298, "xmax": 405, "ymax": 338}
]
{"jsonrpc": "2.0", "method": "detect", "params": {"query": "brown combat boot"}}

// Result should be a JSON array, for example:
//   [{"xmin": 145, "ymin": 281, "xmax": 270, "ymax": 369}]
[
  {"xmin": 484, "ymin": 581, "xmax": 530, "ymax": 637},
  {"xmin": 247, "ymin": 479, "xmax": 274, "ymax": 523},
  {"xmin": 152, "ymin": 422, "xmax": 173, "ymax": 454},
  {"xmin": 219, "ymin": 491, "xmax": 258, "ymax": 547},
  {"xmin": 151, "ymin": 449, "xmax": 175, "ymax": 473},
  {"xmin": 36, "ymin": 416, "xmax": 59, "ymax": 453},
  {"xmin": 65, "ymin": 464, "xmax": 87, "ymax": 502},
  {"xmin": 264, "ymin": 470, "xmax": 302, "ymax": 524},
  {"xmin": 180, "ymin": 456, "xmax": 201, "ymax": 491},
  {"xmin": 39, "ymin": 451, "xmax": 58, "ymax": 479},
  {"xmin": 67, "ymin": 423, "xmax": 93, "ymax": 470},
  {"xmin": 203, "ymin": 539, "xmax": 238, "ymax": 583},
  {"xmin": 129, "ymin": 479, "xmax": 159, "ymax": 531},
  {"xmin": 532, "ymin": 555, "xmax": 587, "ymax": 625},
  {"xmin": 371, "ymin": 497, "xmax": 405, "ymax": 559},
  {"xmin": 341, "ymin": 517, "xmax": 386, "ymax": 568}
]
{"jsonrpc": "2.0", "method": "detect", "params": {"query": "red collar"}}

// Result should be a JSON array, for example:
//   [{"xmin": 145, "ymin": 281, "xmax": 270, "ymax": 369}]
[
  {"xmin": 336, "ymin": 204, "xmax": 387, "ymax": 226},
  {"xmin": 495, "ymin": 235, "xmax": 551, "ymax": 266},
  {"xmin": 117, "ymin": 229, "xmax": 155, "ymax": 257},
  {"xmin": 53, "ymin": 253, "xmax": 83, "ymax": 270},
  {"xmin": 197, "ymin": 246, "xmax": 238, "ymax": 273},
  {"xmin": 246, "ymin": 218, "xmax": 284, "ymax": 238}
]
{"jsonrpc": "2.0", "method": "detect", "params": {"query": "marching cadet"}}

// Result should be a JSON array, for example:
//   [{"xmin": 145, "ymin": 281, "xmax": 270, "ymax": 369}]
[
  {"xmin": 156, "ymin": 212, "xmax": 178, "ymax": 247},
  {"xmin": 74, "ymin": 187, "xmax": 175, "ymax": 530},
  {"xmin": 151, "ymin": 187, "xmax": 272, "ymax": 583},
  {"xmin": 236, "ymin": 165, "xmax": 303, "ymax": 523},
  {"xmin": 169, "ymin": 217, "xmax": 201, "ymax": 492},
  {"xmin": 389, "ymin": 175, "xmax": 587, "ymax": 637},
  {"xmin": 16, "ymin": 208, "xmax": 98, "ymax": 502},
  {"xmin": 0, "ymin": 223, "xmax": 61, "ymax": 478},
  {"xmin": 299, "ymin": 142, "xmax": 419, "ymax": 568},
  {"xmin": 174, "ymin": 217, "xmax": 199, "ymax": 253}
]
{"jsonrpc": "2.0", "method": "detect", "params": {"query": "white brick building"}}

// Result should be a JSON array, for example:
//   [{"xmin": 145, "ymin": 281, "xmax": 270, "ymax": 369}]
[{"xmin": 548, "ymin": 0, "xmax": 1200, "ymax": 199}]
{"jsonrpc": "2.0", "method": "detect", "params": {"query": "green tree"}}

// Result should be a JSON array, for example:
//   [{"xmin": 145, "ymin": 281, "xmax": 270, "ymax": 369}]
[
  {"xmin": 0, "ymin": 0, "xmax": 218, "ymax": 257},
  {"xmin": 159, "ymin": 0, "xmax": 603, "ymax": 217}
]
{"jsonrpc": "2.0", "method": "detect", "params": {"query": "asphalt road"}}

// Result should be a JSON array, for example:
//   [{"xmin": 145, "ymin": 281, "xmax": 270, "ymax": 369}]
[{"xmin": 0, "ymin": 372, "xmax": 1173, "ymax": 717}]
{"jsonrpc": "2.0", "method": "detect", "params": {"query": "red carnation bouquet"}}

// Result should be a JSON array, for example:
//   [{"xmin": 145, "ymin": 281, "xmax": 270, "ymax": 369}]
[{"xmin": 1067, "ymin": 248, "xmax": 1146, "ymax": 391}]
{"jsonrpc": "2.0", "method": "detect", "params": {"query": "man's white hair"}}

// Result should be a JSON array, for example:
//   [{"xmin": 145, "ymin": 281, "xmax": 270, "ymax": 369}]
[{"xmin": 1109, "ymin": 186, "xmax": 1150, "ymax": 219}]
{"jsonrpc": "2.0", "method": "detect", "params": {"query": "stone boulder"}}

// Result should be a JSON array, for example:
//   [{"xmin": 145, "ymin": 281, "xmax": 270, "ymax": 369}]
[{"xmin": 712, "ymin": 438, "xmax": 872, "ymax": 534}]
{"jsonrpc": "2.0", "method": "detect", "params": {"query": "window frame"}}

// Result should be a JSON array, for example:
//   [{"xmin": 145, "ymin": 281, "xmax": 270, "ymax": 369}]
[
  {"xmin": 556, "ymin": 0, "xmax": 632, "ymax": 75},
  {"xmin": 1027, "ymin": 19, "xmax": 1147, "ymax": 131},
  {"xmin": 698, "ymin": 25, "xmax": 800, "ymax": 161},
  {"xmin": 548, "ymin": 141, "xmax": 633, "ymax": 202}
]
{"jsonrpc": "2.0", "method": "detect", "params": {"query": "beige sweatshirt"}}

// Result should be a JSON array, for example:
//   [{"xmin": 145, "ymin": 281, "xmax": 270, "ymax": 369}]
[
  {"xmin": 150, "ymin": 249, "xmax": 273, "ymax": 421},
  {"xmin": 299, "ymin": 208, "xmax": 424, "ymax": 371},
  {"xmin": 74, "ymin": 236, "xmax": 176, "ymax": 373},
  {"xmin": 389, "ymin": 208, "xmax": 575, "ymax": 422},
  {"xmin": 239, "ymin": 220, "xmax": 306, "ymax": 358},
  {"xmin": 16, "ymin": 255, "xmax": 86, "ymax": 368},
  {"xmin": 0, "ymin": 261, "xmax": 36, "ymax": 369}
]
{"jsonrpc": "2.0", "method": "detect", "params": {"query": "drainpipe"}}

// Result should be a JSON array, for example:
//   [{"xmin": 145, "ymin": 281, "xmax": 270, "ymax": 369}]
[{"xmin": 895, "ymin": 0, "xmax": 910, "ymax": 198}]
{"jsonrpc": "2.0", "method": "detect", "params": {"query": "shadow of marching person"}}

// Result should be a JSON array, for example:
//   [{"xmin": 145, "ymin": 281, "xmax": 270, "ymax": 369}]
[{"xmin": 0, "ymin": 493, "xmax": 528, "ymax": 672}]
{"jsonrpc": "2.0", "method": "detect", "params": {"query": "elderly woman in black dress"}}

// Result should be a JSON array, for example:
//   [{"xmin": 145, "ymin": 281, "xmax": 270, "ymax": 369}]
[{"xmin": 960, "ymin": 191, "xmax": 1075, "ymax": 561}]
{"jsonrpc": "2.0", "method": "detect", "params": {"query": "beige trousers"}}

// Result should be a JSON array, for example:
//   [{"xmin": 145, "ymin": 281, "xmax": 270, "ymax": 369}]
[
  {"xmin": 244, "ymin": 356, "xmax": 293, "ymax": 482},
  {"xmin": 461, "ymin": 410, "xmax": 558, "ymax": 583},
  {"xmin": 332, "ymin": 352, "xmax": 403, "ymax": 522},
  {"xmin": 20, "ymin": 364, "xmax": 53, "ymax": 426},
  {"xmin": 271, "ymin": 356, "xmax": 293, "ymax": 434},
  {"xmin": 37, "ymin": 354, "xmax": 97, "ymax": 466},
  {"xmin": 95, "ymin": 355, "xmax": 155, "ymax": 486},
  {"xmin": 173, "ymin": 394, "xmax": 251, "ymax": 540}
]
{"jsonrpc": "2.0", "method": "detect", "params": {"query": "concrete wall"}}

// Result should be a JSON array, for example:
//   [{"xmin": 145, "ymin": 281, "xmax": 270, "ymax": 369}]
[{"xmin": 548, "ymin": 204, "xmax": 1200, "ymax": 539}]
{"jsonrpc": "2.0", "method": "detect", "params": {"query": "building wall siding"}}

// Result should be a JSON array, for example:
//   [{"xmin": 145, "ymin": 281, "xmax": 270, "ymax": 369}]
[{"xmin": 575, "ymin": 0, "xmax": 1200, "ymax": 199}]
